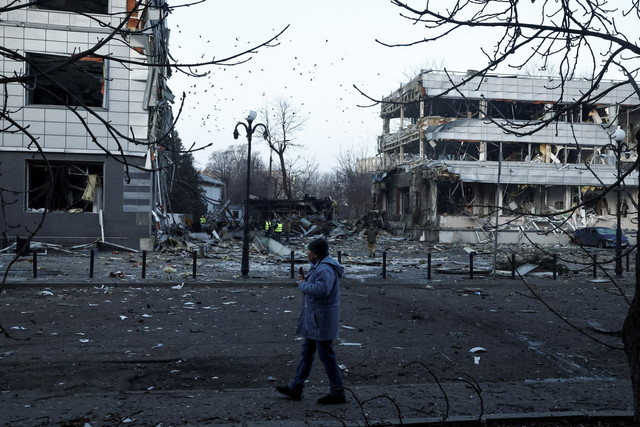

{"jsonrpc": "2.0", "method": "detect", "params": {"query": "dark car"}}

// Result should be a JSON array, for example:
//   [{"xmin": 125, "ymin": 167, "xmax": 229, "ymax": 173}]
[{"xmin": 574, "ymin": 226, "xmax": 629, "ymax": 248}]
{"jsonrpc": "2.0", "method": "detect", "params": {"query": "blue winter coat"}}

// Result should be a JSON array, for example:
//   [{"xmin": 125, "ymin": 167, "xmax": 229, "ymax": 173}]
[{"xmin": 296, "ymin": 255, "xmax": 344, "ymax": 341}]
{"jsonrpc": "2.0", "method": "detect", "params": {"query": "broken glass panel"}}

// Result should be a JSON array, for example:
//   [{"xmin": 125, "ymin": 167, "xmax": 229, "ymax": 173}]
[
  {"xmin": 32, "ymin": 0, "xmax": 108, "ymax": 14},
  {"xmin": 26, "ymin": 53, "xmax": 104, "ymax": 108},
  {"xmin": 27, "ymin": 161, "xmax": 104, "ymax": 213}
]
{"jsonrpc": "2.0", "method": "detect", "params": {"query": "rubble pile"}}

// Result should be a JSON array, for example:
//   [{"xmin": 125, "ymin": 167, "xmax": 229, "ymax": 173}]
[{"xmin": 0, "ymin": 212, "xmax": 630, "ymax": 283}]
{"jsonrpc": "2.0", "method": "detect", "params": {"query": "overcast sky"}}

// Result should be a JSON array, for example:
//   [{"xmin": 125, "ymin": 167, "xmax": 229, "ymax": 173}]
[{"xmin": 167, "ymin": 1, "xmax": 489, "ymax": 173}]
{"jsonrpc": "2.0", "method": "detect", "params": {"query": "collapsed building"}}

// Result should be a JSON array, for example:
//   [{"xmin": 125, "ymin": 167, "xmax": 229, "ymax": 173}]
[{"xmin": 374, "ymin": 70, "xmax": 640, "ymax": 244}]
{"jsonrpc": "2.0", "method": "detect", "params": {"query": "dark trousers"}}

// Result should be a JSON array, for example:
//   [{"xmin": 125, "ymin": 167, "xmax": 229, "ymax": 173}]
[{"xmin": 290, "ymin": 338, "xmax": 344, "ymax": 396}]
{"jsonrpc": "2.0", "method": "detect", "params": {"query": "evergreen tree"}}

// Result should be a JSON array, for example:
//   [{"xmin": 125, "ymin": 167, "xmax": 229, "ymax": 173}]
[{"xmin": 165, "ymin": 130, "xmax": 206, "ymax": 217}]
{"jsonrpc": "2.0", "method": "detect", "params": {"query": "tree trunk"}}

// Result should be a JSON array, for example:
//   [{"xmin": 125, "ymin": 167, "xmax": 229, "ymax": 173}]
[
  {"xmin": 622, "ymin": 211, "xmax": 640, "ymax": 422},
  {"xmin": 279, "ymin": 152, "xmax": 292, "ymax": 200}
]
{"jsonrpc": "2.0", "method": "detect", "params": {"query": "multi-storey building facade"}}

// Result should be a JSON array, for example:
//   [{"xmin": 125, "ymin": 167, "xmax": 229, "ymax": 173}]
[
  {"xmin": 375, "ymin": 70, "xmax": 639, "ymax": 244},
  {"xmin": 0, "ymin": 0, "xmax": 172, "ymax": 250}
]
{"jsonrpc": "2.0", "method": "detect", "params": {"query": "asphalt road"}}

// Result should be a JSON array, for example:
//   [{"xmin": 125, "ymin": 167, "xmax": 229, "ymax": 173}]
[{"xmin": 0, "ymin": 267, "xmax": 634, "ymax": 426}]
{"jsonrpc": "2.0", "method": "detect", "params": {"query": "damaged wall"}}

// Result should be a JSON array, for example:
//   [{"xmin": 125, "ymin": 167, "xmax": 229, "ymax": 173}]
[{"xmin": 0, "ymin": 0, "xmax": 172, "ymax": 250}]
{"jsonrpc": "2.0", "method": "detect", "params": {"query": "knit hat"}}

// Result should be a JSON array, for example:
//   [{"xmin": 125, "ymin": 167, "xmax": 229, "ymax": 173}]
[{"xmin": 307, "ymin": 238, "xmax": 329, "ymax": 258}]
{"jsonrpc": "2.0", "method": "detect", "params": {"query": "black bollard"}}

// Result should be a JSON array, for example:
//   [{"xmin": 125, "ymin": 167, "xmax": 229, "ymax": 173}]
[
  {"xmin": 338, "ymin": 250, "xmax": 342, "ymax": 264},
  {"xmin": 142, "ymin": 250, "xmax": 147, "ymax": 279},
  {"xmin": 382, "ymin": 251, "xmax": 387, "ymax": 279},
  {"xmin": 593, "ymin": 254, "xmax": 597, "ymax": 278},
  {"xmin": 553, "ymin": 254, "xmax": 557, "ymax": 280},
  {"xmin": 511, "ymin": 253, "xmax": 516, "ymax": 279},
  {"xmin": 90, "ymin": 249, "xmax": 94, "ymax": 279},
  {"xmin": 32, "ymin": 251, "xmax": 37, "ymax": 278},
  {"xmin": 192, "ymin": 250, "xmax": 197, "ymax": 279},
  {"xmin": 470, "ymin": 252, "xmax": 475, "ymax": 279},
  {"xmin": 627, "ymin": 251, "xmax": 630, "ymax": 272},
  {"xmin": 290, "ymin": 251, "xmax": 295, "ymax": 279},
  {"xmin": 427, "ymin": 252, "xmax": 432, "ymax": 280}
]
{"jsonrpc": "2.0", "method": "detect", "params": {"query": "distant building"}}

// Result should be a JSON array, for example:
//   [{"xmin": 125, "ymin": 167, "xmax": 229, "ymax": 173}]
[
  {"xmin": 200, "ymin": 174, "xmax": 225, "ymax": 213},
  {"xmin": 375, "ymin": 70, "xmax": 639, "ymax": 243}
]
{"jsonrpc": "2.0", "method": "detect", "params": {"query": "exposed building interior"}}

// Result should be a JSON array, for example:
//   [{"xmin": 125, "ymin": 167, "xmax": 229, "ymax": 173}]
[{"xmin": 374, "ymin": 70, "xmax": 640, "ymax": 244}]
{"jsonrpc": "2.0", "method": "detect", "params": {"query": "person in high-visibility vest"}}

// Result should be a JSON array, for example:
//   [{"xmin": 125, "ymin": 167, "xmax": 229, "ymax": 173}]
[
  {"xmin": 274, "ymin": 221, "xmax": 283, "ymax": 242},
  {"xmin": 265, "ymin": 219, "xmax": 272, "ymax": 237}
]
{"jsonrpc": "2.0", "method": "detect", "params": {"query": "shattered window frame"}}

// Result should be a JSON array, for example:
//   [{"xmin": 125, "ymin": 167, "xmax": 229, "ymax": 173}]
[
  {"xmin": 25, "ymin": 53, "xmax": 105, "ymax": 108},
  {"xmin": 31, "ymin": 0, "xmax": 109, "ymax": 14},
  {"xmin": 26, "ymin": 160, "xmax": 104, "ymax": 213}
]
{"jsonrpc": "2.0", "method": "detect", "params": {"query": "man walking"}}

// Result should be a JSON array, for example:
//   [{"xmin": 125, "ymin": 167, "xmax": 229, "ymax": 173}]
[{"xmin": 276, "ymin": 238, "xmax": 346, "ymax": 404}]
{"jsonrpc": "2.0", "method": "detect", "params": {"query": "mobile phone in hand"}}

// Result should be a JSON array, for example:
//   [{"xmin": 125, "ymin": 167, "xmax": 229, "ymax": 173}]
[{"xmin": 298, "ymin": 266, "xmax": 304, "ymax": 278}]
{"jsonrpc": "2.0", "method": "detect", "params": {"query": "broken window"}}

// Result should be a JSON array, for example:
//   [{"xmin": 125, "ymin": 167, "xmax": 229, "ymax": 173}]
[
  {"xmin": 485, "ymin": 100, "xmax": 547, "ymax": 121},
  {"xmin": 32, "ymin": 0, "xmax": 108, "ymax": 14},
  {"xmin": 583, "ymin": 105, "xmax": 610, "ymax": 124},
  {"xmin": 503, "ymin": 185, "xmax": 535, "ymax": 214},
  {"xmin": 425, "ymin": 98, "xmax": 480, "ymax": 119},
  {"xmin": 436, "ymin": 181, "xmax": 471, "ymax": 215},
  {"xmin": 27, "ymin": 161, "xmax": 104, "ymax": 213},
  {"xmin": 26, "ymin": 53, "xmax": 105, "ymax": 108},
  {"xmin": 431, "ymin": 140, "xmax": 481, "ymax": 161}
]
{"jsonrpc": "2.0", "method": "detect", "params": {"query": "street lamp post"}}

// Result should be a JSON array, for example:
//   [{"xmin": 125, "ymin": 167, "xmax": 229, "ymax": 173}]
[
  {"xmin": 603, "ymin": 126, "xmax": 627, "ymax": 276},
  {"xmin": 233, "ymin": 110, "xmax": 268, "ymax": 276}
]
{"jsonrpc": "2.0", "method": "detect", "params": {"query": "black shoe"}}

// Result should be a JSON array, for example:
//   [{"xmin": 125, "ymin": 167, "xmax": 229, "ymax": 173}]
[
  {"xmin": 317, "ymin": 394, "xmax": 346, "ymax": 404},
  {"xmin": 276, "ymin": 385, "xmax": 302, "ymax": 401}
]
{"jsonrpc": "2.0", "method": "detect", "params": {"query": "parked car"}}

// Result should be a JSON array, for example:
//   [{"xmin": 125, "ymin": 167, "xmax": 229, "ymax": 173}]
[{"xmin": 574, "ymin": 227, "xmax": 629, "ymax": 248}]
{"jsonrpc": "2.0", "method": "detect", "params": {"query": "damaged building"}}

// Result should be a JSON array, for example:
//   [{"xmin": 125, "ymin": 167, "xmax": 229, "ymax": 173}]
[
  {"xmin": 375, "ymin": 70, "xmax": 640, "ymax": 244},
  {"xmin": 0, "ymin": 0, "xmax": 173, "ymax": 250}
]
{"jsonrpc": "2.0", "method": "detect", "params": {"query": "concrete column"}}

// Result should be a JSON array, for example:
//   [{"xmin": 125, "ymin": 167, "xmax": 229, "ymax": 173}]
[
  {"xmin": 479, "ymin": 100, "xmax": 487, "ymax": 118},
  {"xmin": 479, "ymin": 142, "xmax": 486, "ymax": 161},
  {"xmin": 429, "ymin": 183, "xmax": 438, "ymax": 224},
  {"xmin": 609, "ymin": 104, "xmax": 619, "ymax": 126},
  {"xmin": 497, "ymin": 184, "xmax": 503, "ymax": 218}
]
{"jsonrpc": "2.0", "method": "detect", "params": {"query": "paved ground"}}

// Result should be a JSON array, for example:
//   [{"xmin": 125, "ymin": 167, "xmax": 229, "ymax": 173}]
[{"xmin": 0, "ymin": 238, "xmax": 636, "ymax": 425}]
